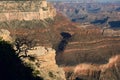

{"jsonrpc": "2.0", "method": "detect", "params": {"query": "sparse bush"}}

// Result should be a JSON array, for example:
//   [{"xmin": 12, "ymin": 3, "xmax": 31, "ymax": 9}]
[
  {"xmin": 49, "ymin": 72, "xmax": 54, "ymax": 78},
  {"xmin": 14, "ymin": 35, "xmax": 37, "ymax": 57},
  {"xmin": 42, "ymin": 7, "xmax": 48, "ymax": 11},
  {"xmin": 45, "ymin": 18, "xmax": 54, "ymax": 24},
  {"xmin": 33, "ymin": 70, "xmax": 40, "ymax": 77}
]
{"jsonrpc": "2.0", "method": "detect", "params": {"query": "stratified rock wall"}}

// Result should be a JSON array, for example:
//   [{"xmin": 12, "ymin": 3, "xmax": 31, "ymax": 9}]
[
  {"xmin": 0, "ymin": 0, "xmax": 56, "ymax": 21},
  {"xmin": 64, "ymin": 55, "xmax": 120, "ymax": 80}
]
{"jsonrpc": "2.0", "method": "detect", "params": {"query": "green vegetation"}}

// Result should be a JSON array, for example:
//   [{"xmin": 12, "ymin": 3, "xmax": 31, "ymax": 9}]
[
  {"xmin": 49, "ymin": 71, "xmax": 54, "ymax": 77},
  {"xmin": 33, "ymin": 70, "xmax": 40, "ymax": 77},
  {"xmin": 0, "ymin": 20, "xmax": 49, "ymax": 28},
  {"xmin": 45, "ymin": 18, "xmax": 54, "ymax": 24},
  {"xmin": 42, "ymin": 7, "xmax": 48, "ymax": 11}
]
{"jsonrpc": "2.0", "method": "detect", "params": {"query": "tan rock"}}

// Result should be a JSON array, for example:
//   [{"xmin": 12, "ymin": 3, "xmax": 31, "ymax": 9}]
[
  {"xmin": 22, "ymin": 46, "xmax": 66, "ymax": 80},
  {"xmin": 0, "ymin": 29, "xmax": 12, "ymax": 42},
  {"xmin": 103, "ymin": 29, "xmax": 120, "ymax": 36},
  {"xmin": 0, "ymin": 0, "xmax": 56, "ymax": 21}
]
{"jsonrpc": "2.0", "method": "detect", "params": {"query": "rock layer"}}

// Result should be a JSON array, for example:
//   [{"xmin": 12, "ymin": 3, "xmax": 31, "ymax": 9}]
[
  {"xmin": 64, "ymin": 55, "xmax": 120, "ymax": 80},
  {"xmin": 0, "ymin": 0, "xmax": 56, "ymax": 21}
]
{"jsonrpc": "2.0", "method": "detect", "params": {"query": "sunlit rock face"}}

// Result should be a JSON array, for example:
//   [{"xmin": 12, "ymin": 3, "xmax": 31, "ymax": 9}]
[
  {"xmin": 103, "ymin": 29, "xmax": 120, "ymax": 36},
  {"xmin": 0, "ymin": 0, "xmax": 56, "ymax": 21},
  {"xmin": 63, "ymin": 55, "xmax": 120, "ymax": 80},
  {"xmin": 0, "ymin": 29, "xmax": 12, "ymax": 42},
  {"xmin": 21, "ymin": 46, "xmax": 66, "ymax": 80}
]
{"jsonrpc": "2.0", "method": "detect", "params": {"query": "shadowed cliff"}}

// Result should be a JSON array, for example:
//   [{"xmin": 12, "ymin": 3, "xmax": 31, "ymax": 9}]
[{"xmin": 0, "ymin": 40, "xmax": 43, "ymax": 80}]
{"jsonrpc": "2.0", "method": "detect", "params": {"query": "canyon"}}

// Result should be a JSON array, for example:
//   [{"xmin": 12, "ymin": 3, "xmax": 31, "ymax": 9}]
[
  {"xmin": 52, "ymin": 2, "xmax": 120, "ymax": 29},
  {"xmin": 0, "ymin": 0, "xmax": 120, "ymax": 80}
]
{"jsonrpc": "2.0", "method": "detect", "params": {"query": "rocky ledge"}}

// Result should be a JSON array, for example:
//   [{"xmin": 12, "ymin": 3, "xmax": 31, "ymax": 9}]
[
  {"xmin": 0, "ymin": 29, "xmax": 66, "ymax": 80},
  {"xmin": 21, "ymin": 46, "xmax": 66, "ymax": 80},
  {"xmin": 0, "ymin": 0, "xmax": 56, "ymax": 21}
]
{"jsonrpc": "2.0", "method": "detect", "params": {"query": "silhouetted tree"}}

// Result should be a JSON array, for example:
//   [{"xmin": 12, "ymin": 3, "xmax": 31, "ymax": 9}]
[
  {"xmin": 15, "ymin": 36, "xmax": 36, "ymax": 57},
  {"xmin": 0, "ymin": 40, "xmax": 43, "ymax": 80}
]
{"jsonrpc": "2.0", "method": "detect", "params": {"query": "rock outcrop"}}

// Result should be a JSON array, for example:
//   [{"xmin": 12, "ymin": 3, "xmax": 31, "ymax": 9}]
[
  {"xmin": 103, "ymin": 29, "xmax": 120, "ymax": 36},
  {"xmin": 0, "ymin": 0, "xmax": 56, "ymax": 21},
  {"xmin": 64, "ymin": 55, "xmax": 120, "ymax": 80},
  {"xmin": 0, "ymin": 29, "xmax": 12, "ymax": 42},
  {"xmin": 0, "ymin": 28, "xmax": 66, "ymax": 80},
  {"xmin": 21, "ymin": 46, "xmax": 66, "ymax": 80}
]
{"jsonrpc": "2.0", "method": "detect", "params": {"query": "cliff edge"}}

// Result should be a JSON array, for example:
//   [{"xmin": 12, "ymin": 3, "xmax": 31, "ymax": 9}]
[
  {"xmin": 21, "ymin": 46, "xmax": 66, "ymax": 80},
  {"xmin": 0, "ymin": 29, "xmax": 66, "ymax": 80},
  {"xmin": 0, "ymin": 0, "xmax": 56, "ymax": 21}
]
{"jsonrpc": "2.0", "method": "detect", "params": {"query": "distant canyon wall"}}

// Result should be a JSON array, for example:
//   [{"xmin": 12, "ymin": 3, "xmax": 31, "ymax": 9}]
[{"xmin": 0, "ymin": 0, "xmax": 56, "ymax": 21}]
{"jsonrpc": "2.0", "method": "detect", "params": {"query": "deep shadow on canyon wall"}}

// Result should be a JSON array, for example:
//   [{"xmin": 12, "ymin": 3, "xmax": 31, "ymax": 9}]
[
  {"xmin": 56, "ymin": 32, "xmax": 72, "ymax": 65},
  {"xmin": 55, "ymin": 30, "xmax": 120, "ymax": 66},
  {"xmin": 56, "ymin": 32, "xmax": 72, "ymax": 53},
  {"xmin": 0, "ymin": 40, "xmax": 43, "ymax": 80}
]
